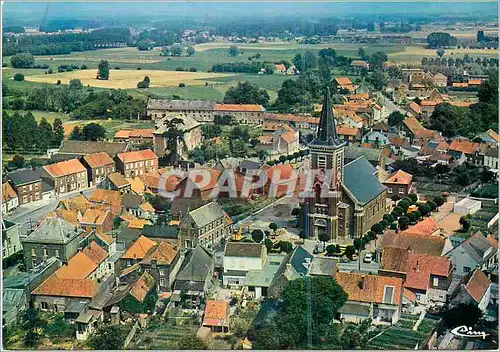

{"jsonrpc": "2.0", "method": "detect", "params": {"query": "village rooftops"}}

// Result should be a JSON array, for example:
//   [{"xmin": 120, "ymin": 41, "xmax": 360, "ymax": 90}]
[
  {"xmin": 214, "ymin": 103, "xmax": 265, "ymax": 112},
  {"xmin": 401, "ymin": 217, "xmax": 440, "ymax": 237},
  {"xmin": 403, "ymin": 116, "xmax": 425, "ymax": 134},
  {"xmin": 378, "ymin": 231, "xmax": 446, "ymax": 257},
  {"xmin": 23, "ymin": 217, "xmax": 82, "ymax": 244},
  {"xmin": 154, "ymin": 113, "xmax": 201, "ymax": 133},
  {"xmin": 448, "ymin": 139, "xmax": 481, "ymax": 155},
  {"xmin": 114, "ymin": 129, "xmax": 154, "ymax": 139},
  {"xmin": 57, "ymin": 140, "xmax": 128, "ymax": 157},
  {"xmin": 203, "ymin": 300, "xmax": 229, "ymax": 326},
  {"xmin": 55, "ymin": 251, "xmax": 98, "ymax": 279},
  {"xmin": 121, "ymin": 235, "xmax": 157, "ymax": 260},
  {"xmin": 224, "ymin": 242, "xmax": 265, "ymax": 258},
  {"xmin": 141, "ymin": 241, "xmax": 178, "ymax": 266},
  {"xmin": 106, "ymin": 172, "xmax": 130, "ymax": 188},
  {"xmin": 129, "ymin": 272, "xmax": 155, "ymax": 302},
  {"xmin": 83, "ymin": 152, "xmax": 114, "ymax": 168},
  {"xmin": 336, "ymin": 272, "xmax": 403, "ymax": 305},
  {"xmin": 83, "ymin": 241, "xmax": 109, "ymax": 265},
  {"xmin": 188, "ymin": 202, "xmax": 228, "ymax": 228},
  {"xmin": 43, "ymin": 158, "xmax": 86, "ymax": 177},
  {"xmin": 80, "ymin": 209, "xmax": 109, "ymax": 226},
  {"xmin": 7, "ymin": 168, "xmax": 42, "ymax": 186},
  {"xmin": 117, "ymin": 149, "xmax": 157, "ymax": 163},
  {"xmin": 147, "ymin": 99, "xmax": 215, "ymax": 111},
  {"xmin": 2, "ymin": 182, "xmax": 17, "ymax": 202},
  {"xmin": 32, "ymin": 275, "xmax": 99, "ymax": 298},
  {"xmin": 462, "ymin": 268, "xmax": 491, "ymax": 303}
]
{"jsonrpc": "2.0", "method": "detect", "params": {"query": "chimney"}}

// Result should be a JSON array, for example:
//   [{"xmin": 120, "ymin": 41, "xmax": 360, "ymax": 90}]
[
  {"xmin": 415, "ymin": 260, "xmax": 419, "ymax": 272},
  {"xmin": 78, "ymin": 247, "xmax": 82, "ymax": 252}
]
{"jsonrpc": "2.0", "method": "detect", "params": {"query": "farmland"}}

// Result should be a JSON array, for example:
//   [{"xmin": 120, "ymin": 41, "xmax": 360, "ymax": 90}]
[{"xmin": 23, "ymin": 69, "xmax": 235, "ymax": 89}]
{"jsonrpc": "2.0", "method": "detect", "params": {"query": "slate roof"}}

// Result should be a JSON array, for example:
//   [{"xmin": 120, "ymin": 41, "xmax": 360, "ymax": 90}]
[
  {"xmin": 122, "ymin": 193, "xmax": 143, "ymax": 209},
  {"xmin": 8, "ymin": 168, "xmax": 42, "ymax": 186},
  {"xmin": 175, "ymin": 246, "xmax": 214, "ymax": 290},
  {"xmin": 310, "ymin": 87, "xmax": 345, "ymax": 147},
  {"xmin": 3, "ymin": 288, "xmax": 25, "ymax": 312},
  {"xmin": 344, "ymin": 145, "xmax": 394, "ymax": 165},
  {"xmin": 343, "ymin": 156, "xmax": 386, "ymax": 204},
  {"xmin": 147, "ymin": 99, "xmax": 215, "ymax": 111},
  {"xmin": 58, "ymin": 140, "xmax": 128, "ymax": 157},
  {"xmin": 117, "ymin": 227, "xmax": 142, "ymax": 248},
  {"xmin": 141, "ymin": 224, "xmax": 179, "ymax": 239},
  {"xmin": 308, "ymin": 257, "xmax": 338, "ymax": 277},
  {"xmin": 452, "ymin": 232, "xmax": 493, "ymax": 263},
  {"xmin": 239, "ymin": 159, "xmax": 262, "ymax": 171},
  {"xmin": 225, "ymin": 242, "xmax": 264, "ymax": 258},
  {"xmin": 23, "ymin": 217, "xmax": 81, "ymax": 244},
  {"xmin": 189, "ymin": 202, "xmax": 226, "ymax": 228}
]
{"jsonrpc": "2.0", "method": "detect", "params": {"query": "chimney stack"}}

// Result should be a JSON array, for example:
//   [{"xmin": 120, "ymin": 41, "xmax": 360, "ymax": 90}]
[{"xmin": 359, "ymin": 275, "xmax": 366, "ymax": 289}]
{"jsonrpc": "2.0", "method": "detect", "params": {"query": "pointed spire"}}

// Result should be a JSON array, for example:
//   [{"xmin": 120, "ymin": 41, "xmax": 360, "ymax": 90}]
[{"xmin": 310, "ymin": 86, "xmax": 345, "ymax": 147}]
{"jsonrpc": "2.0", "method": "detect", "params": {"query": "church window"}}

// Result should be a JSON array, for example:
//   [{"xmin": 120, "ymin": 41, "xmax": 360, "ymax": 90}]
[{"xmin": 318, "ymin": 155, "xmax": 326, "ymax": 169}]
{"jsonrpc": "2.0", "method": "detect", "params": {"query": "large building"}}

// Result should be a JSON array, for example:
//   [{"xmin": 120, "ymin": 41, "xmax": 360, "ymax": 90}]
[
  {"xmin": 302, "ymin": 88, "xmax": 387, "ymax": 240},
  {"xmin": 146, "ymin": 99, "xmax": 265, "ymax": 124},
  {"xmin": 41, "ymin": 159, "xmax": 88, "ymax": 195},
  {"xmin": 152, "ymin": 113, "xmax": 202, "ymax": 156}
]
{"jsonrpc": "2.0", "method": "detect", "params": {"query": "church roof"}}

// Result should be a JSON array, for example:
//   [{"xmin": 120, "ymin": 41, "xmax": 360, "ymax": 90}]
[
  {"xmin": 310, "ymin": 87, "xmax": 345, "ymax": 148},
  {"xmin": 343, "ymin": 156, "xmax": 386, "ymax": 204}
]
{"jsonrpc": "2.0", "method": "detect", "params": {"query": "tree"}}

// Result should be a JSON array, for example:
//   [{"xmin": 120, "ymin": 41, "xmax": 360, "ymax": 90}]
[
  {"xmin": 161, "ymin": 117, "xmax": 186, "ymax": 165},
  {"xmin": 256, "ymin": 149, "xmax": 268, "ymax": 161},
  {"xmin": 358, "ymin": 47, "xmax": 367, "ymax": 60},
  {"xmin": 408, "ymin": 193, "xmax": 418, "ymax": 203},
  {"xmin": 223, "ymin": 81, "xmax": 270, "ymax": 106},
  {"xmin": 23, "ymin": 306, "xmax": 42, "ymax": 347},
  {"xmin": 388, "ymin": 111, "xmax": 405, "ymax": 126},
  {"xmin": 269, "ymin": 222, "xmax": 278, "ymax": 234},
  {"xmin": 186, "ymin": 46, "xmax": 195, "ymax": 56},
  {"xmin": 21, "ymin": 112, "xmax": 38, "ymax": 150},
  {"xmin": 477, "ymin": 30, "xmax": 486, "ymax": 42},
  {"xmin": 436, "ymin": 48, "xmax": 445, "ymax": 58},
  {"xmin": 318, "ymin": 231, "xmax": 330, "ymax": 249},
  {"xmin": 398, "ymin": 216, "xmax": 410, "ymax": 230},
  {"xmin": 383, "ymin": 213, "xmax": 395, "ymax": 224},
  {"xmin": 13, "ymin": 73, "xmax": 25, "ymax": 81},
  {"xmin": 170, "ymin": 45, "xmax": 182, "ymax": 56},
  {"xmin": 434, "ymin": 195, "xmax": 445, "ymax": 207},
  {"xmin": 368, "ymin": 52, "xmax": 388, "ymax": 69},
  {"xmin": 69, "ymin": 79, "xmax": 83, "ymax": 89},
  {"xmin": 214, "ymin": 114, "xmax": 235, "ymax": 126},
  {"xmin": 10, "ymin": 155, "xmax": 25, "ymax": 169},
  {"xmin": 97, "ymin": 60, "xmax": 110, "ymax": 80},
  {"xmin": 69, "ymin": 126, "xmax": 82, "ymax": 140},
  {"xmin": 399, "ymin": 199, "xmax": 411, "ymax": 211},
  {"xmin": 459, "ymin": 215, "xmax": 471, "ymax": 232},
  {"xmin": 442, "ymin": 303, "xmax": 482, "ymax": 329},
  {"xmin": 427, "ymin": 32, "xmax": 458, "ymax": 48},
  {"xmin": 418, "ymin": 203, "xmax": 431, "ymax": 216},
  {"xmin": 366, "ymin": 70, "xmax": 388, "ymax": 91},
  {"xmin": 393, "ymin": 206, "xmax": 404, "ymax": 215},
  {"xmin": 177, "ymin": 334, "xmax": 208, "ymax": 349},
  {"xmin": 37, "ymin": 117, "xmax": 54, "ymax": 151},
  {"xmin": 88, "ymin": 324, "xmax": 125, "ymax": 350},
  {"xmin": 345, "ymin": 245, "xmax": 356, "ymax": 259},
  {"xmin": 137, "ymin": 79, "xmax": 150, "ymax": 88},
  {"xmin": 426, "ymin": 200, "xmax": 437, "ymax": 212},
  {"xmin": 137, "ymin": 41, "xmax": 150, "ymax": 51},
  {"xmin": 291, "ymin": 207, "xmax": 301, "ymax": 217},
  {"xmin": 82, "ymin": 123, "xmax": 106, "ymax": 141},
  {"xmin": 251, "ymin": 229, "xmax": 264, "ymax": 243},
  {"xmin": 11, "ymin": 52, "xmax": 35, "ymax": 68},
  {"xmin": 428, "ymin": 103, "xmax": 469, "ymax": 138},
  {"xmin": 278, "ymin": 240, "xmax": 293, "ymax": 253},
  {"xmin": 264, "ymin": 238, "xmax": 273, "ymax": 252},
  {"xmin": 478, "ymin": 73, "xmax": 498, "ymax": 105},
  {"xmin": 228, "ymin": 45, "xmax": 240, "ymax": 57},
  {"xmin": 371, "ymin": 223, "xmax": 384, "ymax": 234}
]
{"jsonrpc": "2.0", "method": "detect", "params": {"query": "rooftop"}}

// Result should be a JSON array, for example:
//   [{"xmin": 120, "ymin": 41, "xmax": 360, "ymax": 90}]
[
  {"xmin": 129, "ymin": 272, "xmax": 155, "ymax": 302},
  {"xmin": 7, "ymin": 168, "xmax": 42, "ymax": 186},
  {"xmin": 43, "ymin": 158, "xmax": 87, "ymax": 177},
  {"xmin": 55, "ymin": 251, "xmax": 98, "ymax": 279},
  {"xmin": 189, "ymin": 202, "xmax": 227, "ymax": 228},
  {"xmin": 121, "ymin": 235, "xmax": 157, "ymax": 260},
  {"xmin": 83, "ymin": 152, "xmax": 114, "ymax": 168},
  {"xmin": 343, "ymin": 156, "xmax": 386, "ymax": 205},
  {"xmin": 225, "ymin": 242, "xmax": 265, "ymax": 258},
  {"xmin": 58, "ymin": 140, "xmax": 128, "ymax": 157},
  {"xmin": 336, "ymin": 272, "xmax": 403, "ymax": 305},
  {"xmin": 32, "ymin": 275, "xmax": 99, "ymax": 298},
  {"xmin": 117, "ymin": 149, "xmax": 158, "ymax": 163},
  {"xmin": 23, "ymin": 217, "xmax": 81, "ymax": 244}
]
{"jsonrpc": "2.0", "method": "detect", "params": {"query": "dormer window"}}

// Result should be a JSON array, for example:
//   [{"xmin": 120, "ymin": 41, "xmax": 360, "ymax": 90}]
[{"xmin": 383, "ymin": 285, "xmax": 394, "ymax": 304}]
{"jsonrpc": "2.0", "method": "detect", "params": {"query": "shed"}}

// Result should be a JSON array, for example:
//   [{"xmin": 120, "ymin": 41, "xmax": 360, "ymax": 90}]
[{"xmin": 454, "ymin": 198, "xmax": 481, "ymax": 215}]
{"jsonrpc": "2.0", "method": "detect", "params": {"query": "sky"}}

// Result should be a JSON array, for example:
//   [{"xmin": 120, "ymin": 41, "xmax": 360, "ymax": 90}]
[{"xmin": 3, "ymin": 1, "xmax": 498, "ymax": 25}]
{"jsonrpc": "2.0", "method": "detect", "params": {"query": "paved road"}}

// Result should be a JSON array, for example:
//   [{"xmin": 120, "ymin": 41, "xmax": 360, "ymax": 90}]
[
  {"xmin": 5, "ymin": 187, "xmax": 95, "ymax": 235},
  {"xmin": 377, "ymin": 93, "xmax": 406, "ymax": 117}
]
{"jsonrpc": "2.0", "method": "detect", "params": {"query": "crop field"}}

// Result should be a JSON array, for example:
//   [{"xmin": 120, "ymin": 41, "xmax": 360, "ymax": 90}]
[{"xmin": 23, "ymin": 69, "xmax": 235, "ymax": 89}]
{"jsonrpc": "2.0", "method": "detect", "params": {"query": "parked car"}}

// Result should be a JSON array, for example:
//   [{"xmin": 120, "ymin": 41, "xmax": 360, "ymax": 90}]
[{"xmin": 363, "ymin": 253, "xmax": 373, "ymax": 263}]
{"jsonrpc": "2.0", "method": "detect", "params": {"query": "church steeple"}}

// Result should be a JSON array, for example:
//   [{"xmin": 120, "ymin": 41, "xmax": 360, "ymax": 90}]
[{"xmin": 311, "ymin": 86, "xmax": 345, "ymax": 147}]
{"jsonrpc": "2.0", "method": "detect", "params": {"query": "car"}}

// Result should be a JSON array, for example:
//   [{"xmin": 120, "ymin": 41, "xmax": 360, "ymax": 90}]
[{"xmin": 363, "ymin": 253, "xmax": 373, "ymax": 263}]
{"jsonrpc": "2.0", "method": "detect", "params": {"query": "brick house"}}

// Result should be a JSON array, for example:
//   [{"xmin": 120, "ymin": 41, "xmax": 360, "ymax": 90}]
[
  {"xmin": 140, "ymin": 241, "xmax": 181, "ymax": 292},
  {"xmin": 79, "ymin": 209, "xmax": 114, "ymax": 234},
  {"xmin": 81, "ymin": 152, "xmax": 116, "ymax": 187},
  {"xmin": 22, "ymin": 217, "xmax": 83, "ymax": 270},
  {"xmin": 41, "ymin": 159, "xmax": 88, "ymax": 195},
  {"xmin": 7, "ymin": 169, "xmax": 43, "ymax": 205},
  {"xmin": 115, "ymin": 149, "xmax": 158, "ymax": 178},
  {"xmin": 152, "ymin": 114, "xmax": 202, "ymax": 156},
  {"xmin": 383, "ymin": 169, "xmax": 413, "ymax": 196},
  {"xmin": 114, "ymin": 129, "xmax": 154, "ymax": 145}
]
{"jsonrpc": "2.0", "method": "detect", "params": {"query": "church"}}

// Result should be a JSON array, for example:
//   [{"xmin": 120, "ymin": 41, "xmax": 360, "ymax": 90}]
[{"xmin": 303, "ymin": 88, "xmax": 387, "ymax": 241}]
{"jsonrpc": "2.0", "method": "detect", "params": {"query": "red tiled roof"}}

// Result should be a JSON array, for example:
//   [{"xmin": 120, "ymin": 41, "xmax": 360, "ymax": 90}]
[
  {"xmin": 2, "ymin": 182, "xmax": 17, "ymax": 202},
  {"xmin": 335, "ymin": 77, "xmax": 353, "ymax": 85},
  {"xmin": 80, "ymin": 208, "xmax": 109, "ymax": 225},
  {"xmin": 43, "ymin": 159, "xmax": 86, "ymax": 177},
  {"xmin": 107, "ymin": 172, "xmax": 129, "ymax": 188},
  {"xmin": 203, "ymin": 300, "xmax": 229, "ymax": 325},
  {"xmin": 129, "ymin": 129, "xmax": 154, "ymax": 138},
  {"xmin": 141, "ymin": 241, "xmax": 178, "ymax": 265},
  {"xmin": 452, "ymin": 82, "xmax": 468, "ymax": 88},
  {"xmin": 96, "ymin": 232, "xmax": 114, "ymax": 245},
  {"xmin": 129, "ymin": 272, "xmax": 155, "ymax": 302},
  {"xmin": 121, "ymin": 235, "xmax": 157, "ymax": 260},
  {"xmin": 265, "ymin": 113, "xmax": 319, "ymax": 125},
  {"xmin": 402, "ymin": 217, "xmax": 440, "ymax": 236},
  {"xmin": 82, "ymin": 241, "xmax": 109, "ymax": 265},
  {"xmin": 403, "ymin": 116, "xmax": 425, "ymax": 134},
  {"xmin": 32, "ymin": 274, "xmax": 99, "ymax": 298},
  {"xmin": 280, "ymin": 130, "xmax": 297, "ymax": 144},
  {"xmin": 336, "ymin": 272, "xmax": 403, "ymax": 305},
  {"xmin": 83, "ymin": 152, "xmax": 114, "ymax": 168},
  {"xmin": 487, "ymin": 235, "xmax": 498, "ymax": 249},
  {"xmin": 55, "ymin": 252, "xmax": 98, "ymax": 279},
  {"xmin": 264, "ymin": 164, "xmax": 296, "ymax": 184},
  {"xmin": 420, "ymin": 100, "xmax": 440, "ymax": 107},
  {"xmin": 464, "ymin": 269, "xmax": 491, "ymax": 303},
  {"xmin": 448, "ymin": 139, "xmax": 481, "ymax": 155},
  {"xmin": 117, "ymin": 149, "xmax": 158, "ymax": 163},
  {"xmin": 384, "ymin": 169, "xmax": 412, "ymax": 185},
  {"xmin": 215, "ymin": 104, "xmax": 264, "ymax": 112},
  {"xmin": 337, "ymin": 125, "xmax": 359, "ymax": 137}
]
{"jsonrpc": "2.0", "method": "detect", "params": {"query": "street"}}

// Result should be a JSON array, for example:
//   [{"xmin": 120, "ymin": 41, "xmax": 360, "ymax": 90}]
[{"xmin": 4, "ymin": 187, "xmax": 96, "ymax": 235}]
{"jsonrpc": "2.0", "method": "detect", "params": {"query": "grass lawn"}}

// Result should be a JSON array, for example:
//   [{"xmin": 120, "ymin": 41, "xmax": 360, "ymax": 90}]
[
  {"xmin": 63, "ymin": 118, "xmax": 155, "ymax": 139},
  {"xmin": 3, "ymin": 109, "xmax": 70, "ymax": 123}
]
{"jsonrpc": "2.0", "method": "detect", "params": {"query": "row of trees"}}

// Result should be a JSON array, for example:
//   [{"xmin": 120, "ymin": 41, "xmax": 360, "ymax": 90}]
[
  {"xmin": 211, "ymin": 61, "xmax": 269, "ymax": 74},
  {"xmin": 3, "ymin": 111, "xmax": 64, "ymax": 151},
  {"xmin": 422, "ymin": 55, "xmax": 498, "ymax": 69},
  {"xmin": 160, "ymin": 45, "xmax": 195, "ymax": 57}
]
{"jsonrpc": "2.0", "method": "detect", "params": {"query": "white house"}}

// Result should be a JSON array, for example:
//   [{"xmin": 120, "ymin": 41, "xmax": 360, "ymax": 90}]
[
  {"xmin": 483, "ymin": 146, "xmax": 498, "ymax": 170},
  {"xmin": 223, "ymin": 242, "xmax": 267, "ymax": 287},
  {"xmin": 2, "ymin": 220, "xmax": 23, "ymax": 260},
  {"xmin": 2, "ymin": 182, "xmax": 19, "ymax": 215},
  {"xmin": 453, "ymin": 198, "xmax": 481, "ymax": 215}
]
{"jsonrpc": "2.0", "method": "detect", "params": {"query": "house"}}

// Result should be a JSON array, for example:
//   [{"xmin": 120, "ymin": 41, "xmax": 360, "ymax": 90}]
[
  {"xmin": 152, "ymin": 113, "xmax": 202, "ymax": 156},
  {"xmin": 406, "ymin": 101, "xmax": 422, "ymax": 118},
  {"xmin": 214, "ymin": 103, "xmax": 266, "ymax": 125},
  {"xmin": 41, "ymin": 158, "xmax": 88, "ymax": 195},
  {"xmin": 401, "ymin": 216, "xmax": 441, "ymax": 237},
  {"xmin": 453, "ymin": 198, "xmax": 481, "ymax": 215},
  {"xmin": 334, "ymin": 77, "xmax": 357, "ymax": 93},
  {"xmin": 244, "ymin": 255, "xmax": 285, "ymax": 299},
  {"xmin": 79, "ymin": 209, "xmax": 113, "ymax": 234},
  {"xmin": 114, "ymin": 129, "xmax": 154, "ymax": 145},
  {"xmin": 274, "ymin": 63, "xmax": 286, "ymax": 74},
  {"xmin": 337, "ymin": 125, "xmax": 361, "ymax": 144},
  {"xmin": 98, "ymin": 172, "xmax": 131, "ymax": 194},
  {"xmin": 50, "ymin": 140, "xmax": 128, "ymax": 161},
  {"xmin": 401, "ymin": 116, "xmax": 425, "ymax": 142},
  {"xmin": 449, "ymin": 268, "xmax": 491, "ymax": 312},
  {"xmin": 483, "ymin": 146, "xmax": 499, "ymax": 169},
  {"xmin": 223, "ymin": 242, "xmax": 267, "ymax": 287},
  {"xmin": 383, "ymin": 169, "xmax": 413, "ymax": 196},
  {"xmin": 22, "ymin": 217, "xmax": 84, "ymax": 270},
  {"xmin": 87, "ymin": 189, "xmax": 124, "ymax": 215},
  {"xmin": 2, "ymin": 181, "xmax": 19, "ymax": 214},
  {"xmin": 121, "ymin": 235, "xmax": 157, "ymax": 267},
  {"xmin": 75, "ymin": 309, "xmax": 103, "ymax": 341},
  {"xmin": 268, "ymin": 246, "xmax": 312, "ymax": 298},
  {"xmin": 115, "ymin": 149, "xmax": 158, "ymax": 178},
  {"xmin": 81, "ymin": 152, "xmax": 116, "ymax": 187},
  {"xmin": 54, "ymin": 251, "xmax": 99, "ymax": 280},
  {"xmin": 123, "ymin": 193, "xmax": 145, "ymax": 217},
  {"xmin": 7, "ymin": 169, "xmax": 43, "ymax": 205},
  {"xmin": 3, "ymin": 288, "xmax": 27, "ymax": 326},
  {"xmin": 350, "ymin": 60, "xmax": 370, "ymax": 70},
  {"xmin": 377, "ymin": 231, "xmax": 452, "ymax": 261},
  {"xmin": 307, "ymin": 257, "xmax": 338, "ymax": 277},
  {"xmin": 2, "ymin": 220, "xmax": 22, "ymax": 260},
  {"xmin": 379, "ymin": 247, "xmax": 452, "ymax": 306},
  {"xmin": 264, "ymin": 113, "xmax": 319, "ymax": 131},
  {"xmin": 31, "ymin": 274, "xmax": 99, "ymax": 312},
  {"xmin": 445, "ymin": 232, "xmax": 497, "ymax": 278},
  {"xmin": 180, "ymin": 202, "xmax": 232, "ymax": 249},
  {"xmin": 336, "ymin": 272, "xmax": 403, "ymax": 325},
  {"xmin": 140, "ymin": 241, "xmax": 181, "ymax": 292},
  {"xmin": 474, "ymin": 129, "xmax": 499, "ymax": 145},
  {"xmin": 174, "ymin": 245, "xmax": 214, "ymax": 300},
  {"xmin": 147, "ymin": 99, "xmax": 216, "ymax": 122},
  {"xmin": 256, "ymin": 124, "xmax": 300, "ymax": 159},
  {"xmin": 448, "ymin": 139, "xmax": 481, "ymax": 164},
  {"xmin": 119, "ymin": 272, "xmax": 156, "ymax": 313},
  {"xmin": 203, "ymin": 300, "xmax": 230, "ymax": 333},
  {"xmin": 83, "ymin": 241, "xmax": 111, "ymax": 279},
  {"xmin": 362, "ymin": 130, "xmax": 389, "ymax": 147}
]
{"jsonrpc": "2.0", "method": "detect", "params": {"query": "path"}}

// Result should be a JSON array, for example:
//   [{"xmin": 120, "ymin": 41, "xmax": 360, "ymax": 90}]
[{"xmin": 412, "ymin": 309, "xmax": 426, "ymax": 331}]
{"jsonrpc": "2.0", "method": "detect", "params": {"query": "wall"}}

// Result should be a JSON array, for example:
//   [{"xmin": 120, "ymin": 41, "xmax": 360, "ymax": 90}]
[{"xmin": 223, "ymin": 256, "xmax": 263, "ymax": 273}]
